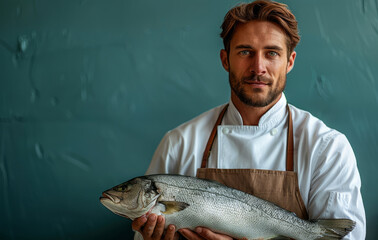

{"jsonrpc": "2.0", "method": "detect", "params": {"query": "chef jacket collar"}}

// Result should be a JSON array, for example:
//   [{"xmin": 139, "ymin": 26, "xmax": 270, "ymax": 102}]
[{"xmin": 224, "ymin": 93, "xmax": 288, "ymax": 127}]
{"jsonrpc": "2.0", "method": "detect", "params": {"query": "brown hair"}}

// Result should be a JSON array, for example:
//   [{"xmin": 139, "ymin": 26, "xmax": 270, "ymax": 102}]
[{"xmin": 221, "ymin": 0, "xmax": 300, "ymax": 56}]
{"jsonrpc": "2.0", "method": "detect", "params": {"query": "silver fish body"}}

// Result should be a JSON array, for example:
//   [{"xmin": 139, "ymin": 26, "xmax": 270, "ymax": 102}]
[{"xmin": 100, "ymin": 174, "xmax": 355, "ymax": 239}]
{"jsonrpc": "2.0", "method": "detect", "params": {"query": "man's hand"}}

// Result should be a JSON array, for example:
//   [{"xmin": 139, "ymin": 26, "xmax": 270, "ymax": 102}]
[
  {"xmin": 178, "ymin": 227, "xmax": 234, "ymax": 240},
  {"xmin": 132, "ymin": 214, "xmax": 178, "ymax": 240}
]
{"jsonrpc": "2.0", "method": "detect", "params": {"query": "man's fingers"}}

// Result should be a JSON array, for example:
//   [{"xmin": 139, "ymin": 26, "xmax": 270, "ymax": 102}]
[
  {"xmin": 178, "ymin": 228, "xmax": 203, "ymax": 240},
  {"xmin": 131, "ymin": 216, "xmax": 147, "ymax": 232},
  {"xmin": 132, "ymin": 215, "xmax": 177, "ymax": 240},
  {"xmin": 195, "ymin": 227, "xmax": 233, "ymax": 240},
  {"xmin": 143, "ymin": 214, "xmax": 158, "ymax": 237},
  {"xmin": 151, "ymin": 215, "xmax": 165, "ymax": 239},
  {"xmin": 163, "ymin": 224, "xmax": 177, "ymax": 240}
]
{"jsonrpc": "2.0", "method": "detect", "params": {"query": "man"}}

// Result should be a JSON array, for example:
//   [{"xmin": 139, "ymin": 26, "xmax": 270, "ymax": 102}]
[{"xmin": 132, "ymin": 1, "xmax": 366, "ymax": 239}]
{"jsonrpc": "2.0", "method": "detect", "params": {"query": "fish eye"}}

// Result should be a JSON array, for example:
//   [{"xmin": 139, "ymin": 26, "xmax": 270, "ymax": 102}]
[{"xmin": 114, "ymin": 184, "xmax": 130, "ymax": 192}]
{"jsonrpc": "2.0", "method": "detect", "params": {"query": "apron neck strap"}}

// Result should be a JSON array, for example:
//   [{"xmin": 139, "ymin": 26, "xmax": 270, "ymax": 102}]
[
  {"xmin": 201, "ymin": 104, "xmax": 229, "ymax": 168},
  {"xmin": 286, "ymin": 104, "xmax": 294, "ymax": 171},
  {"xmin": 201, "ymin": 104, "xmax": 294, "ymax": 171}
]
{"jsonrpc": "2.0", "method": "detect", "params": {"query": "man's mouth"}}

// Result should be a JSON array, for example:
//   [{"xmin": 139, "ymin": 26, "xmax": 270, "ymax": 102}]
[
  {"xmin": 245, "ymin": 80, "xmax": 268, "ymax": 84},
  {"xmin": 242, "ymin": 76, "xmax": 271, "ymax": 86},
  {"xmin": 243, "ymin": 80, "xmax": 270, "ymax": 87}
]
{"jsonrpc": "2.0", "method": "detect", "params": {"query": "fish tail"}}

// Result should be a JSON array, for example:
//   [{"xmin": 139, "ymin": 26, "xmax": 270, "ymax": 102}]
[{"xmin": 316, "ymin": 219, "xmax": 356, "ymax": 239}]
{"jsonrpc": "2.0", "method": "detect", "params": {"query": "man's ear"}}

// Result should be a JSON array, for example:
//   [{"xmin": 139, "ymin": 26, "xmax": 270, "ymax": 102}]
[
  {"xmin": 220, "ymin": 49, "xmax": 229, "ymax": 72},
  {"xmin": 287, "ymin": 51, "xmax": 296, "ymax": 74}
]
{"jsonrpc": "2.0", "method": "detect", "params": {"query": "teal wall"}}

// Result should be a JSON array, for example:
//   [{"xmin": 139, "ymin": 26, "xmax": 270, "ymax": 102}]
[{"xmin": 1, "ymin": 0, "xmax": 377, "ymax": 239}]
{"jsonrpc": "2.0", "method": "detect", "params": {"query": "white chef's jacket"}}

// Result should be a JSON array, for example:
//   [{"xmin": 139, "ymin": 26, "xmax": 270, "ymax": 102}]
[{"xmin": 144, "ymin": 94, "xmax": 365, "ymax": 239}]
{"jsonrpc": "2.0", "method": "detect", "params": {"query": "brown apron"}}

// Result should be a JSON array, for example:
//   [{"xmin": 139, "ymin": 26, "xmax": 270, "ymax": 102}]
[{"xmin": 196, "ymin": 104, "xmax": 309, "ymax": 220}]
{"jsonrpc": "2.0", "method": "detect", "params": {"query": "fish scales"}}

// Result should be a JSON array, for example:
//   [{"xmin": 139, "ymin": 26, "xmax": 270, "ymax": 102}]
[
  {"xmin": 100, "ymin": 174, "xmax": 356, "ymax": 240},
  {"xmin": 150, "ymin": 175, "xmax": 319, "ymax": 239}
]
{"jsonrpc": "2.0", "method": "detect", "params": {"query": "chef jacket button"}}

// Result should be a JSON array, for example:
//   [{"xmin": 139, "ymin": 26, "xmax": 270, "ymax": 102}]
[
  {"xmin": 222, "ymin": 127, "xmax": 230, "ymax": 134},
  {"xmin": 270, "ymin": 128, "xmax": 278, "ymax": 136}
]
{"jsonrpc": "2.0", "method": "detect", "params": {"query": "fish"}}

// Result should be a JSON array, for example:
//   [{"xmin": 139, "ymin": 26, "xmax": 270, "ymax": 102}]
[{"xmin": 100, "ymin": 174, "xmax": 355, "ymax": 240}]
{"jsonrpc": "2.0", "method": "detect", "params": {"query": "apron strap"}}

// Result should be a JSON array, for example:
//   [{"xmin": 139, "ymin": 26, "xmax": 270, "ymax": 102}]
[
  {"xmin": 201, "ymin": 104, "xmax": 229, "ymax": 168},
  {"xmin": 201, "ymin": 104, "xmax": 294, "ymax": 171},
  {"xmin": 286, "ymin": 105, "xmax": 294, "ymax": 171}
]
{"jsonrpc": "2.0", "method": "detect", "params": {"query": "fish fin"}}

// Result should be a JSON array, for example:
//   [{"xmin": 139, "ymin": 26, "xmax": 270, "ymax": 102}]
[
  {"xmin": 315, "ymin": 219, "xmax": 356, "ymax": 239},
  {"xmin": 159, "ymin": 201, "xmax": 189, "ymax": 215}
]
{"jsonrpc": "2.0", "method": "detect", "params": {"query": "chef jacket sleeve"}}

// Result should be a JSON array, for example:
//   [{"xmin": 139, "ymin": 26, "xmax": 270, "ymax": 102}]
[
  {"xmin": 307, "ymin": 132, "xmax": 366, "ymax": 240},
  {"xmin": 133, "ymin": 231, "xmax": 143, "ymax": 240},
  {"xmin": 145, "ymin": 131, "xmax": 181, "ymax": 175}
]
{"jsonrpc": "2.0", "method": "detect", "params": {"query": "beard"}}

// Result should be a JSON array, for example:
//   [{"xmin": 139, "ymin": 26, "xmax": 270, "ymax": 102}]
[{"xmin": 228, "ymin": 71, "xmax": 287, "ymax": 107}]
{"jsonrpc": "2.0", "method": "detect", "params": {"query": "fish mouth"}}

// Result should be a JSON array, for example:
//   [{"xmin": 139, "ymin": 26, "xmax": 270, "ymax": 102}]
[{"xmin": 101, "ymin": 192, "xmax": 121, "ymax": 203}]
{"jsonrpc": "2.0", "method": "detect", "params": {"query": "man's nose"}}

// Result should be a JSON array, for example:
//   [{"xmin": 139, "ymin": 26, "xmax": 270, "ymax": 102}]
[{"xmin": 249, "ymin": 54, "xmax": 267, "ymax": 75}]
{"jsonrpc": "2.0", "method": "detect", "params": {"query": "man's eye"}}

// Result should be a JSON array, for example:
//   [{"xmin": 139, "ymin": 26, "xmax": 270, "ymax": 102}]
[
  {"xmin": 267, "ymin": 51, "xmax": 278, "ymax": 57},
  {"xmin": 239, "ymin": 50, "xmax": 250, "ymax": 56}
]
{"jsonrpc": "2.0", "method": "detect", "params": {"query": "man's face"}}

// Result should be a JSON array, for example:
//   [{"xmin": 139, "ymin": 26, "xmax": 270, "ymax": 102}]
[{"xmin": 221, "ymin": 20, "xmax": 296, "ymax": 108}]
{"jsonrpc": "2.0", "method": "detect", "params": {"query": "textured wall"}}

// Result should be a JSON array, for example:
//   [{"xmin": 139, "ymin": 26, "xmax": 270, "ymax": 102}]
[{"xmin": 0, "ymin": 0, "xmax": 377, "ymax": 239}]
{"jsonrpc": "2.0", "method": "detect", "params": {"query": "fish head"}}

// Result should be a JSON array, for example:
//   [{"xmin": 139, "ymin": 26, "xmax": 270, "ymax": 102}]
[{"xmin": 100, "ymin": 177, "xmax": 160, "ymax": 220}]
